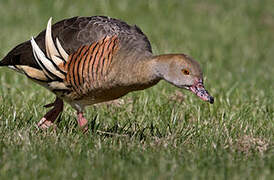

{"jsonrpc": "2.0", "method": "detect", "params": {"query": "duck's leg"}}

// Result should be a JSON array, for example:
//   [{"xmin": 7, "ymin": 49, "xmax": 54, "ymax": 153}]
[
  {"xmin": 37, "ymin": 97, "xmax": 64, "ymax": 129},
  {"xmin": 77, "ymin": 112, "xmax": 88, "ymax": 132}
]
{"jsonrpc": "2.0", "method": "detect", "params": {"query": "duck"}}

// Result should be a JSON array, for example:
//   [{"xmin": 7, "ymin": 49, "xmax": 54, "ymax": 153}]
[{"xmin": 0, "ymin": 16, "xmax": 214, "ymax": 131}]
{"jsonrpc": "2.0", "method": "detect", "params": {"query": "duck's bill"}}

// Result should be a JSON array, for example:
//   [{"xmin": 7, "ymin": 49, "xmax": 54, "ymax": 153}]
[{"xmin": 189, "ymin": 81, "xmax": 214, "ymax": 104}]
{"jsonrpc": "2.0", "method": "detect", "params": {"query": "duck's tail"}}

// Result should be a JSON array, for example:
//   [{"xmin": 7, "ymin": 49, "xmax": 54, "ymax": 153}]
[{"xmin": 0, "ymin": 56, "xmax": 22, "ymax": 74}]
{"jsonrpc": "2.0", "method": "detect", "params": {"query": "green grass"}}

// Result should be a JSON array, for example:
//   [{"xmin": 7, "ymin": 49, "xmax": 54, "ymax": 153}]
[{"xmin": 0, "ymin": 0, "xmax": 273, "ymax": 179}]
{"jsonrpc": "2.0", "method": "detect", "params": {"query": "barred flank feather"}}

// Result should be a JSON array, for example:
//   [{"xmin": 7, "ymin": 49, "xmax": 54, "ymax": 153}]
[{"xmin": 65, "ymin": 35, "xmax": 119, "ymax": 93}]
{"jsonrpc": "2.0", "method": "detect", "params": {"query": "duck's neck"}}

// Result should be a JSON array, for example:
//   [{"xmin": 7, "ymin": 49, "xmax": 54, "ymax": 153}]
[{"xmin": 119, "ymin": 55, "xmax": 169, "ymax": 91}]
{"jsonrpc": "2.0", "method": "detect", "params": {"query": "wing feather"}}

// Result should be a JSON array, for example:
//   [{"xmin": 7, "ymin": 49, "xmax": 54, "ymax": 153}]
[{"xmin": 31, "ymin": 37, "xmax": 65, "ymax": 79}]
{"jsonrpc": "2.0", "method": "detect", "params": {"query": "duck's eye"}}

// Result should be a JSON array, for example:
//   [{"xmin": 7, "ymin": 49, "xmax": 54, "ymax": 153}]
[{"xmin": 181, "ymin": 69, "xmax": 190, "ymax": 75}]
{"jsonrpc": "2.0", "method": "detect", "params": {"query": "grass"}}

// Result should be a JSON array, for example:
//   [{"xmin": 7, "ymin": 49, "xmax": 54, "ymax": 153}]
[{"xmin": 0, "ymin": 0, "xmax": 273, "ymax": 179}]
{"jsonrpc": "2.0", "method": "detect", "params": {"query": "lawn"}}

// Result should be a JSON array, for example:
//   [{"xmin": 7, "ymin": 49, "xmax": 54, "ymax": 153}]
[{"xmin": 0, "ymin": 0, "xmax": 273, "ymax": 179}]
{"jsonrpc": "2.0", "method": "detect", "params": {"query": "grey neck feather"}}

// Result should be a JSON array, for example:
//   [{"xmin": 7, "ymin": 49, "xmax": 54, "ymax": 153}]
[
  {"xmin": 150, "ymin": 58, "xmax": 169, "ymax": 79},
  {"xmin": 116, "ymin": 56, "xmax": 162, "ymax": 90}
]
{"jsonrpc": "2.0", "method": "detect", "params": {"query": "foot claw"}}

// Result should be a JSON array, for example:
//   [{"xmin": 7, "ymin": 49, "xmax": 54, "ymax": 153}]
[
  {"xmin": 37, "ymin": 117, "xmax": 47, "ymax": 127},
  {"xmin": 37, "ymin": 117, "xmax": 55, "ymax": 129},
  {"xmin": 77, "ymin": 112, "xmax": 89, "ymax": 133},
  {"xmin": 38, "ymin": 97, "xmax": 64, "ymax": 130}
]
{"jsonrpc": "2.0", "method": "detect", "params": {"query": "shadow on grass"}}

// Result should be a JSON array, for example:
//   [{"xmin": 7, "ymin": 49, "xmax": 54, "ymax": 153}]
[{"xmin": 82, "ymin": 114, "xmax": 192, "ymax": 143}]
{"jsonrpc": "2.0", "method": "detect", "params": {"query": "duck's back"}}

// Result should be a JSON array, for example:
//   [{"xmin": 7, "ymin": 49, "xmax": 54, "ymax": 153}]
[{"xmin": 1, "ymin": 16, "xmax": 153, "ymax": 69}]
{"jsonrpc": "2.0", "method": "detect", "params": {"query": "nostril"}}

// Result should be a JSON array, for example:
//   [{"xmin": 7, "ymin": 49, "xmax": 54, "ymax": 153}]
[
  {"xmin": 209, "ymin": 96, "xmax": 214, "ymax": 104},
  {"xmin": 197, "ymin": 84, "xmax": 203, "ymax": 89}
]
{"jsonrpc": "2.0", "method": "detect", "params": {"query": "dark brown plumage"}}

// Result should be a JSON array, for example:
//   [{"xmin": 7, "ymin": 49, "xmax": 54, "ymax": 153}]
[{"xmin": 0, "ymin": 16, "xmax": 214, "ymax": 130}]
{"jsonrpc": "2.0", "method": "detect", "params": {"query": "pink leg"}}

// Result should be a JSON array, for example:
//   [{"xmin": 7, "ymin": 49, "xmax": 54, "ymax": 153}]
[
  {"xmin": 77, "ymin": 112, "xmax": 88, "ymax": 132},
  {"xmin": 37, "ymin": 97, "xmax": 64, "ymax": 129}
]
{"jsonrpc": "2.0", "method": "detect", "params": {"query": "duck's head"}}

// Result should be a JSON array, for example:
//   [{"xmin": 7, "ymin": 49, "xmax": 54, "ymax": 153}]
[{"xmin": 153, "ymin": 54, "xmax": 214, "ymax": 104}]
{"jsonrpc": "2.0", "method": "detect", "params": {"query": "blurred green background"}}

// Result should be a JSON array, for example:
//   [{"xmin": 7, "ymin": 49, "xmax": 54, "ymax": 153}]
[{"xmin": 0, "ymin": 0, "xmax": 273, "ymax": 179}]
